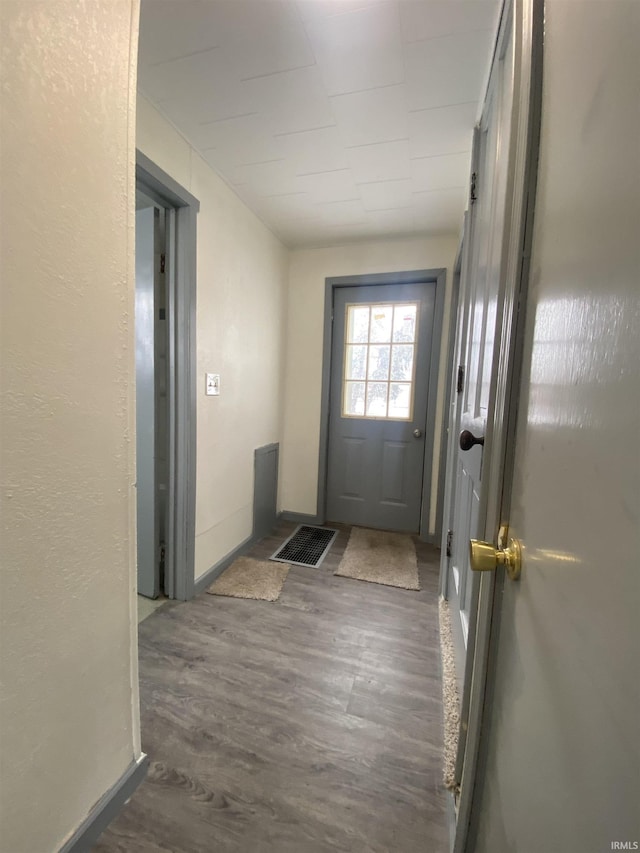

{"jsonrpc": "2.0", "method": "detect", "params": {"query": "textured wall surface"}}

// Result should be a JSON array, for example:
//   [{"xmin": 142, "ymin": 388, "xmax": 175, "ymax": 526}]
[
  {"xmin": 137, "ymin": 95, "xmax": 289, "ymax": 580},
  {"xmin": 474, "ymin": 2, "xmax": 640, "ymax": 851},
  {"xmin": 281, "ymin": 235, "xmax": 458, "ymax": 528},
  {"xmin": 0, "ymin": 2, "xmax": 140, "ymax": 851}
]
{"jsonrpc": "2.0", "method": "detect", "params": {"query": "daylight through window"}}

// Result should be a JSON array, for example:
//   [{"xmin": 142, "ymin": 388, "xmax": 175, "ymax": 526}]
[{"xmin": 342, "ymin": 302, "xmax": 418, "ymax": 420}]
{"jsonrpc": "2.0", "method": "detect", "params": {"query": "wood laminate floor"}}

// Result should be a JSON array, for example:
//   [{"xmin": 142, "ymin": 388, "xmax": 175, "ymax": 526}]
[{"xmin": 94, "ymin": 522, "xmax": 449, "ymax": 853}]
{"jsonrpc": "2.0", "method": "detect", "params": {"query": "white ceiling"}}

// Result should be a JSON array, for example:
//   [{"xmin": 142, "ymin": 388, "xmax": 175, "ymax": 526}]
[{"xmin": 138, "ymin": 0, "xmax": 500, "ymax": 247}]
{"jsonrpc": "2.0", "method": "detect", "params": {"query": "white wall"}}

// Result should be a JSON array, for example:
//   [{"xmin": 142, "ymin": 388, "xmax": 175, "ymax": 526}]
[
  {"xmin": 137, "ymin": 95, "xmax": 289, "ymax": 580},
  {"xmin": 281, "ymin": 235, "xmax": 459, "ymax": 533},
  {"xmin": 474, "ymin": 2, "xmax": 640, "ymax": 850},
  {"xmin": 0, "ymin": 2, "xmax": 141, "ymax": 851}
]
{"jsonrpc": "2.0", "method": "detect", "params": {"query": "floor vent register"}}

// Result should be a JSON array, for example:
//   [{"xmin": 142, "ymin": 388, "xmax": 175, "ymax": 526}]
[{"xmin": 269, "ymin": 525, "xmax": 338, "ymax": 568}]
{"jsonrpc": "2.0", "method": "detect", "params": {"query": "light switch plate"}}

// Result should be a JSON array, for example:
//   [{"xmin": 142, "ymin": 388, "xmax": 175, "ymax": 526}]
[{"xmin": 205, "ymin": 373, "xmax": 220, "ymax": 396}]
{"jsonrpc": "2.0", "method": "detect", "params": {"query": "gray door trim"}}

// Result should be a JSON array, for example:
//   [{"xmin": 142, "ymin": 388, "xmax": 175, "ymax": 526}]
[
  {"xmin": 439, "ymin": 220, "xmax": 466, "ymax": 599},
  {"xmin": 318, "ymin": 268, "xmax": 446, "ymax": 542},
  {"xmin": 136, "ymin": 151, "xmax": 198, "ymax": 601},
  {"xmin": 135, "ymin": 206, "xmax": 159, "ymax": 599}
]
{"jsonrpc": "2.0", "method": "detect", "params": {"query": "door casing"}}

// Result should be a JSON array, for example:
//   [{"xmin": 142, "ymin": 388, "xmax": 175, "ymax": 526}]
[
  {"xmin": 317, "ymin": 268, "xmax": 446, "ymax": 543},
  {"xmin": 135, "ymin": 151, "xmax": 199, "ymax": 601}
]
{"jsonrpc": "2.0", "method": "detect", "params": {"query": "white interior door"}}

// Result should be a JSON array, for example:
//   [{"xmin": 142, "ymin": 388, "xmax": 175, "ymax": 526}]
[
  {"xmin": 469, "ymin": 4, "xmax": 638, "ymax": 848},
  {"xmin": 448, "ymin": 1, "xmax": 542, "ymax": 849},
  {"xmin": 446, "ymin": 20, "xmax": 515, "ymax": 684}
]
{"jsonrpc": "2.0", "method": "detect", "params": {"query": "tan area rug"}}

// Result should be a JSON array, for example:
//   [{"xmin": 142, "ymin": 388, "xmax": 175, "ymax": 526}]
[
  {"xmin": 206, "ymin": 557, "xmax": 290, "ymax": 602},
  {"xmin": 439, "ymin": 596, "xmax": 461, "ymax": 791},
  {"xmin": 334, "ymin": 527, "xmax": 420, "ymax": 590}
]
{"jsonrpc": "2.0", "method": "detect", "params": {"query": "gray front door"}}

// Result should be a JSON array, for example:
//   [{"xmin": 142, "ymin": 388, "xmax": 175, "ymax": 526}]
[{"xmin": 326, "ymin": 282, "xmax": 435, "ymax": 532}]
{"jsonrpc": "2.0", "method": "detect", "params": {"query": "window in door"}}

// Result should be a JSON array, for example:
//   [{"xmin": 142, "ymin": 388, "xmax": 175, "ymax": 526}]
[{"xmin": 342, "ymin": 302, "xmax": 419, "ymax": 420}]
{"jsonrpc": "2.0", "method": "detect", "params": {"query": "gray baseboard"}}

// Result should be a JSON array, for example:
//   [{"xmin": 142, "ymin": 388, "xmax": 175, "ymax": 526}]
[
  {"xmin": 193, "ymin": 533, "xmax": 258, "ymax": 596},
  {"xmin": 194, "ymin": 505, "xmax": 330, "ymax": 597},
  {"xmin": 279, "ymin": 511, "xmax": 325, "ymax": 525},
  {"xmin": 59, "ymin": 754, "xmax": 148, "ymax": 853},
  {"xmin": 446, "ymin": 789, "xmax": 457, "ymax": 852}
]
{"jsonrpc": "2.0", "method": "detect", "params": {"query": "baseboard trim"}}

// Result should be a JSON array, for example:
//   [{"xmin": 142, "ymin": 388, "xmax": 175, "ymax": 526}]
[
  {"xmin": 59, "ymin": 754, "xmax": 148, "ymax": 853},
  {"xmin": 279, "ymin": 511, "xmax": 325, "ymax": 525},
  {"xmin": 193, "ymin": 533, "xmax": 258, "ymax": 596},
  {"xmin": 194, "ymin": 512, "xmax": 331, "ymax": 596},
  {"xmin": 446, "ymin": 789, "xmax": 457, "ymax": 852}
]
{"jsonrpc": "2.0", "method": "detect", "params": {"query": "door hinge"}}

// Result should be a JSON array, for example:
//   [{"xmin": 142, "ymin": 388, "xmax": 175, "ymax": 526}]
[
  {"xmin": 456, "ymin": 365, "xmax": 465, "ymax": 394},
  {"xmin": 446, "ymin": 529, "xmax": 453, "ymax": 558},
  {"xmin": 160, "ymin": 252, "xmax": 166, "ymax": 274},
  {"xmin": 470, "ymin": 171, "xmax": 478, "ymax": 205}
]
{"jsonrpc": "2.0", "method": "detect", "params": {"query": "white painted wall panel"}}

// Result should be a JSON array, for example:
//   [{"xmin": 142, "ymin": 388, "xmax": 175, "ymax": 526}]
[{"xmin": 0, "ymin": 2, "xmax": 140, "ymax": 850}]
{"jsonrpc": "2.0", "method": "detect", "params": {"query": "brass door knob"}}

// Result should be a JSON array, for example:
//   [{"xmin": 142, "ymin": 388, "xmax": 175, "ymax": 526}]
[{"xmin": 469, "ymin": 537, "xmax": 522, "ymax": 580}]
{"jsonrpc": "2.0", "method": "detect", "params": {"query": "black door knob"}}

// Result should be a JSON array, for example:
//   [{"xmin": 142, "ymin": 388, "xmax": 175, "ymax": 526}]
[{"xmin": 459, "ymin": 429, "xmax": 485, "ymax": 451}]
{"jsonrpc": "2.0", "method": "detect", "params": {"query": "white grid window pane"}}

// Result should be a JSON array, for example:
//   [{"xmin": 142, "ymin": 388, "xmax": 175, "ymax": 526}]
[
  {"xmin": 345, "ymin": 345, "xmax": 367, "ymax": 380},
  {"xmin": 347, "ymin": 306, "xmax": 370, "ymax": 343},
  {"xmin": 369, "ymin": 305, "xmax": 393, "ymax": 342},
  {"xmin": 366, "ymin": 383, "xmax": 388, "ymax": 417},
  {"xmin": 389, "ymin": 383, "xmax": 412, "ymax": 418},
  {"xmin": 393, "ymin": 305, "xmax": 417, "ymax": 342},
  {"xmin": 390, "ymin": 345, "xmax": 414, "ymax": 381},
  {"xmin": 344, "ymin": 381, "xmax": 365, "ymax": 416},
  {"xmin": 342, "ymin": 302, "xmax": 418, "ymax": 421},
  {"xmin": 367, "ymin": 345, "xmax": 390, "ymax": 381}
]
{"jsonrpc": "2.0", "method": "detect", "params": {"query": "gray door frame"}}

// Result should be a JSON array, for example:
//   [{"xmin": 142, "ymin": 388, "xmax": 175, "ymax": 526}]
[
  {"xmin": 439, "ymin": 217, "xmax": 467, "ymax": 599},
  {"xmin": 135, "ymin": 151, "xmax": 199, "ymax": 601},
  {"xmin": 135, "ymin": 205, "xmax": 160, "ymax": 599},
  {"xmin": 317, "ymin": 268, "xmax": 446, "ymax": 543}
]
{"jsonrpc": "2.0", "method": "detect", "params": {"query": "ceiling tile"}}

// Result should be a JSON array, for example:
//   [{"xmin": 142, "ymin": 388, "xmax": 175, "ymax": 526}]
[
  {"xmin": 139, "ymin": 0, "xmax": 299, "ymax": 65},
  {"xmin": 298, "ymin": 170, "xmax": 360, "ymax": 204},
  {"xmin": 410, "ymin": 151, "xmax": 471, "ymax": 191},
  {"xmin": 411, "ymin": 186, "xmax": 466, "ymax": 231},
  {"xmin": 359, "ymin": 178, "xmax": 414, "ymax": 211},
  {"xmin": 399, "ymin": 1, "xmax": 498, "ymax": 43},
  {"xmin": 294, "ymin": 0, "xmax": 391, "ymax": 27},
  {"xmin": 314, "ymin": 198, "xmax": 368, "ymax": 225},
  {"xmin": 408, "ymin": 101, "xmax": 477, "ymax": 159},
  {"xmin": 346, "ymin": 139, "xmax": 411, "ymax": 184},
  {"xmin": 138, "ymin": 1, "xmax": 223, "ymax": 66},
  {"xmin": 233, "ymin": 20, "xmax": 316, "ymax": 81},
  {"xmin": 276, "ymin": 126, "xmax": 349, "ymax": 175},
  {"xmin": 139, "ymin": 46, "xmax": 240, "ymax": 108},
  {"xmin": 222, "ymin": 159, "xmax": 303, "ymax": 196},
  {"xmin": 138, "ymin": 0, "xmax": 498, "ymax": 247},
  {"xmin": 332, "ymin": 84, "xmax": 409, "ymax": 147},
  {"xmin": 405, "ymin": 31, "xmax": 495, "ymax": 111},
  {"xmin": 362, "ymin": 207, "xmax": 417, "ymax": 231},
  {"xmin": 305, "ymin": 3, "xmax": 405, "ymax": 96},
  {"xmin": 196, "ymin": 114, "xmax": 284, "ymax": 166},
  {"xmin": 243, "ymin": 65, "xmax": 336, "ymax": 135},
  {"xmin": 152, "ymin": 88, "xmax": 260, "ymax": 141}
]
